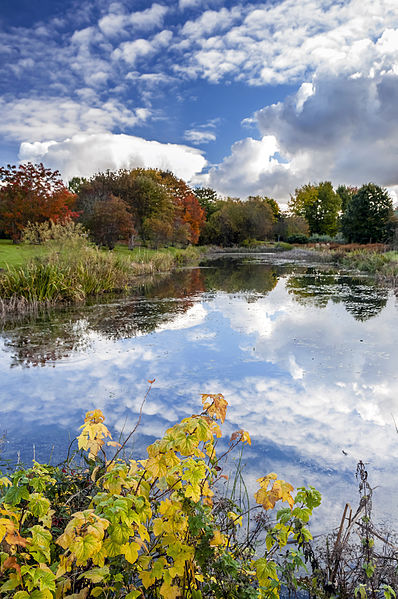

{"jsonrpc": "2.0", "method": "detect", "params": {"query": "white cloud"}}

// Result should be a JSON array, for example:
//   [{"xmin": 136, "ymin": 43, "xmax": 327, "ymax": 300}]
[
  {"xmin": 0, "ymin": 97, "xmax": 149, "ymax": 142},
  {"xmin": 98, "ymin": 3, "xmax": 168, "ymax": 37},
  {"xmin": 98, "ymin": 13, "xmax": 126, "ymax": 37},
  {"xmin": 129, "ymin": 4, "xmax": 169, "ymax": 30},
  {"xmin": 184, "ymin": 129, "xmax": 216, "ymax": 144},
  {"xmin": 113, "ymin": 38, "xmax": 154, "ymax": 64},
  {"xmin": 179, "ymin": 0, "xmax": 201, "ymax": 9},
  {"xmin": 201, "ymin": 135, "xmax": 292, "ymax": 201},
  {"xmin": 198, "ymin": 20, "xmax": 398, "ymax": 200},
  {"xmin": 113, "ymin": 30, "xmax": 172, "ymax": 64},
  {"xmin": 19, "ymin": 132, "xmax": 206, "ymax": 183},
  {"xmin": 174, "ymin": 0, "xmax": 398, "ymax": 85},
  {"xmin": 181, "ymin": 7, "xmax": 241, "ymax": 38}
]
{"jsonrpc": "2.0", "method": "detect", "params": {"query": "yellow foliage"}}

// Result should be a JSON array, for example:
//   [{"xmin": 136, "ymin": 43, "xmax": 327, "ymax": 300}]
[
  {"xmin": 77, "ymin": 409, "xmax": 112, "ymax": 459},
  {"xmin": 255, "ymin": 474, "xmax": 295, "ymax": 510},
  {"xmin": 201, "ymin": 393, "xmax": 228, "ymax": 423},
  {"xmin": 0, "ymin": 396, "xmax": 319, "ymax": 599}
]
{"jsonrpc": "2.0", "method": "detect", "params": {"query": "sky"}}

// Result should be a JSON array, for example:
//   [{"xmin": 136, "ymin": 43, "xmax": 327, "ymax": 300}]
[{"xmin": 1, "ymin": 0, "xmax": 398, "ymax": 204}]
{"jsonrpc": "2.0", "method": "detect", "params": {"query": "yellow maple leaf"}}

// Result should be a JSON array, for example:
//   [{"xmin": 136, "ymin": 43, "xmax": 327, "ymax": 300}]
[{"xmin": 201, "ymin": 394, "xmax": 228, "ymax": 423}]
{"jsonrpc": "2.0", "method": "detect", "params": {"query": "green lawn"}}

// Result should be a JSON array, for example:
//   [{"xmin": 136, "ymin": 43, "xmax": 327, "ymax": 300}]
[
  {"xmin": 0, "ymin": 239, "xmax": 47, "ymax": 268},
  {"xmin": 0, "ymin": 240, "xmax": 204, "ymax": 269}
]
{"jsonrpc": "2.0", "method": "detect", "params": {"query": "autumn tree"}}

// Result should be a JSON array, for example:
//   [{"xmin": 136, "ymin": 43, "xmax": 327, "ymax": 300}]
[
  {"xmin": 75, "ymin": 168, "xmax": 205, "ymax": 246},
  {"xmin": 87, "ymin": 195, "xmax": 135, "ymax": 249},
  {"xmin": 0, "ymin": 163, "xmax": 77, "ymax": 242},
  {"xmin": 289, "ymin": 181, "xmax": 341, "ymax": 236},
  {"xmin": 157, "ymin": 171, "xmax": 205, "ymax": 245},
  {"xmin": 341, "ymin": 183, "xmax": 395, "ymax": 243}
]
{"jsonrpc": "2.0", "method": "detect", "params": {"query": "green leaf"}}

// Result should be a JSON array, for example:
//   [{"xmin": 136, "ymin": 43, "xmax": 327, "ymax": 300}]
[
  {"xmin": 354, "ymin": 584, "xmax": 368, "ymax": 599},
  {"xmin": 254, "ymin": 558, "xmax": 278, "ymax": 586},
  {"xmin": 78, "ymin": 566, "xmax": 109, "ymax": 584},
  {"xmin": 103, "ymin": 537, "xmax": 122, "ymax": 558},
  {"xmin": 28, "ymin": 494, "xmax": 51, "ymax": 519},
  {"xmin": 70, "ymin": 533, "xmax": 102, "ymax": 565},
  {"xmin": 4, "ymin": 485, "xmax": 30, "ymax": 505},
  {"xmin": 0, "ymin": 577, "xmax": 20, "ymax": 592}
]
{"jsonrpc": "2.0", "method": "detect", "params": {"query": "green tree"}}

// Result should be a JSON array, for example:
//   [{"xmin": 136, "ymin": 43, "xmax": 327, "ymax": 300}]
[
  {"xmin": 336, "ymin": 184, "xmax": 358, "ymax": 213},
  {"xmin": 194, "ymin": 187, "xmax": 220, "ymax": 219},
  {"xmin": 248, "ymin": 196, "xmax": 281, "ymax": 221},
  {"xmin": 273, "ymin": 214, "xmax": 309, "ymax": 241},
  {"xmin": 289, "ymin": 181, "xmax": 341, "ymax": 235},
  {"xmin": 202, "ymin": 198, "xmax": 274, "ymax": 246},
  {"xmin": 68, "ymin": 176, "xmax": 87, "ymax": 195},
  {"xmin": 341, "ymin": 183, "xmax": 395, "ymax": 243}
]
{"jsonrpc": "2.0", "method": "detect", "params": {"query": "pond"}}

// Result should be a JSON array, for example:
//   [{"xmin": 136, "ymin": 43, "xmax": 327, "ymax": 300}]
[{"xmin": 1, "ymin": 253, "xmax": 397, "ymax": 532}]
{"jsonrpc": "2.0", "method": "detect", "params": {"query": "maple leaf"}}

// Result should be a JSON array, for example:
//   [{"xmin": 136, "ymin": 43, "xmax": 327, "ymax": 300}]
[
  {"xmin": 201, "ymin": 393, "xmax": 228, "ymax": 423},
  {"xmin": 122, "ymin": 541, "xmax": 140, "ymax": 565},
  {"xmin": 230, "ymin": 429, "xmax": 251, "ymax": 445}
]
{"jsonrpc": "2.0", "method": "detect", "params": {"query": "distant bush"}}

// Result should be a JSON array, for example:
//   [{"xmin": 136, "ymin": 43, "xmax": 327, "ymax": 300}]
[
  {"xmin": 286, "ymin": 234, "xmax": 309, "ymax": 244},
  {"xmin": 308, "ymin": 233, "xmax": 334, "ymax": 243}
]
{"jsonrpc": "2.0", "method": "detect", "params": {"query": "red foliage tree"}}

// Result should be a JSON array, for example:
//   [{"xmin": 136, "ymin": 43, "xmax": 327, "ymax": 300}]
[
  {"xmin": 0, "ymin": 163, "xmax": 78, "ymax": 241},
  {"xmin": 158, "ymin": 172, "xmax": 205, "ymax": 244}
]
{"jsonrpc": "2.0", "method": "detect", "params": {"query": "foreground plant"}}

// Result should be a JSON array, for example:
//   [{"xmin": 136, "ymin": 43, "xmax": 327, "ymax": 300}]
[{"xmin": 0, "ymin": 392, "xmax": 321, "ymax": 598}]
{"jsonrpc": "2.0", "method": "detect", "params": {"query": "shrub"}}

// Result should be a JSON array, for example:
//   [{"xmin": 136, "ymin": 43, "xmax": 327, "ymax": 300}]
[
  {"xmin": 308, "ymin": 234, "xmax": 334, "ymax": 243},
  {"xmin": 22, "ymin": 219, "xmax": 88, "ymax": 247},
  {"xmin": 286, "ymin": 234, "xmax": 309, "ymax": 244},
  {"xmin": 0, "ymin": 393, "xmax": 321, "ymax": 598}
]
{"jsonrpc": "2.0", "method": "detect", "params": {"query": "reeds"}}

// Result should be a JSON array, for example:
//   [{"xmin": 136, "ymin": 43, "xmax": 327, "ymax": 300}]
[{"xmin": 0, "ymin": 240, "xmax": 204, "ymax": 315}]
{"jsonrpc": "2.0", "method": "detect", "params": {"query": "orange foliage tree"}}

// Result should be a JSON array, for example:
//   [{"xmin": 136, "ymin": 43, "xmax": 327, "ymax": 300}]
[
  {"xmin": 157, "ymin": 171, "xmax": 205, "ymax": 245},
  {"xmin": 0, "ymin": 163, "xmax": 78, "ymax": 242}
]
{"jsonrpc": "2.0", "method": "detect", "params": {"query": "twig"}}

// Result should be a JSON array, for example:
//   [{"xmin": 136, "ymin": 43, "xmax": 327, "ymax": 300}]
[{"xmin": 106, "ymin": 381, "xmax": 153, "ymax": 469}]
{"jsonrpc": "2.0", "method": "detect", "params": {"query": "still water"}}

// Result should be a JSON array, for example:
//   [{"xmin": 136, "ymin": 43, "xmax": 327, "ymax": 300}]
[{"xmin": 1, "ymin": 254, "xmax": 397, "ymax": 530}]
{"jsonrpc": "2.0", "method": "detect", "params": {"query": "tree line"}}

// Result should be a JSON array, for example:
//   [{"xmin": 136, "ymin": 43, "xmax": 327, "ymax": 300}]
[{"xmin": 0, "ymin": 162, "xmax": 397, "ymax": 248}]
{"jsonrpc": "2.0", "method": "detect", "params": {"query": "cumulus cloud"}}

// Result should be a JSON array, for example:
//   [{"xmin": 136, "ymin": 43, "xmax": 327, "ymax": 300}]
[
  {"xmin": 179, "ymin": 0, "xmax": 202, "ymax": 9},
  {"xmin": 184, "ymin": 129, "xmax": 216, "ymax": 144},
  {"xmin": 98, "ymin": 3, "xmax": 168, "ymax": 37},
  {"xmin": 208, "ymin": 67, "xmax": 398, "ymax": 201},
  {"xmin": 201, "ymin": 135, "xmax": 293, "ymax": 201},
  {"xmin": 19, "ymin": 132, "xmax": 206, "ymax": 182},
  {"xmin": 197, "ymin": 20, "xmax": 398, "ymax": 200}
]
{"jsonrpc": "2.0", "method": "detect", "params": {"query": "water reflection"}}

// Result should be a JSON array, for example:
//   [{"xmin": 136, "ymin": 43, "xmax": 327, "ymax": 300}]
[
  {"xmin": 287, "ymin": 267, "xmax": 389, "ymax": 320},
  {"xmin": 0, "ymin": 256, "xmax": 397, "ymax": 531}
]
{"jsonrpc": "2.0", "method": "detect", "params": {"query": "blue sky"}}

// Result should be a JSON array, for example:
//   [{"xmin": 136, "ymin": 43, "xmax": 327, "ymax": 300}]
[{"xmin": 1, "ymin": 0, "xmax": 398, "ymax": 203}]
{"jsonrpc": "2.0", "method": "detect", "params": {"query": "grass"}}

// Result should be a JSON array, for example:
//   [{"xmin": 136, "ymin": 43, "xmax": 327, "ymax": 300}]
[
  {"xmin": 0, "ymin": 240, "xmax": 205, "ymax": 270},
  {"xmin": 308, "ymin": 243, "xmax": 398, "ymax": 283},
  {"xmin": 0, "ymin": 239, "xmax": 205, "ymax": 315},
  {"xmin": 0, "ymin": 239, "xmax": 46, "ymax": 268}
]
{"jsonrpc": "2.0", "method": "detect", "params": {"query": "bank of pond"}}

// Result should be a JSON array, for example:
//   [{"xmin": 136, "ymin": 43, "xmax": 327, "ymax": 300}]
[{"xmin": 0, "ymin": 232, "xmax": 398, "ymax": 316}]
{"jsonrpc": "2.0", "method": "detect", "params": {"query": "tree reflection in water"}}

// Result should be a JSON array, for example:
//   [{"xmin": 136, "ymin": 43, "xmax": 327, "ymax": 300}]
[{"xmin": 0, "ymin": 258, "xmax": 390, "ymax": 368}]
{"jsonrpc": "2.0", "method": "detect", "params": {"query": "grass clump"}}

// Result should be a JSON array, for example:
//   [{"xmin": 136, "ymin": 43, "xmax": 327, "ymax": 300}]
[
  {"xmin": 0, "ymin": 222, "xmax": 205, "ymax": 314},
  {"xmin": 0, "ymin": 246, "xmax": 131, "ymax": 305}
]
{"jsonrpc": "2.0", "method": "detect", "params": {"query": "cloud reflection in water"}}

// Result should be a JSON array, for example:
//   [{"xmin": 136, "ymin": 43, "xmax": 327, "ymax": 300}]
[{"xmin": 0, "ymin": 258, "xmax": 397, "ymax": 530}]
